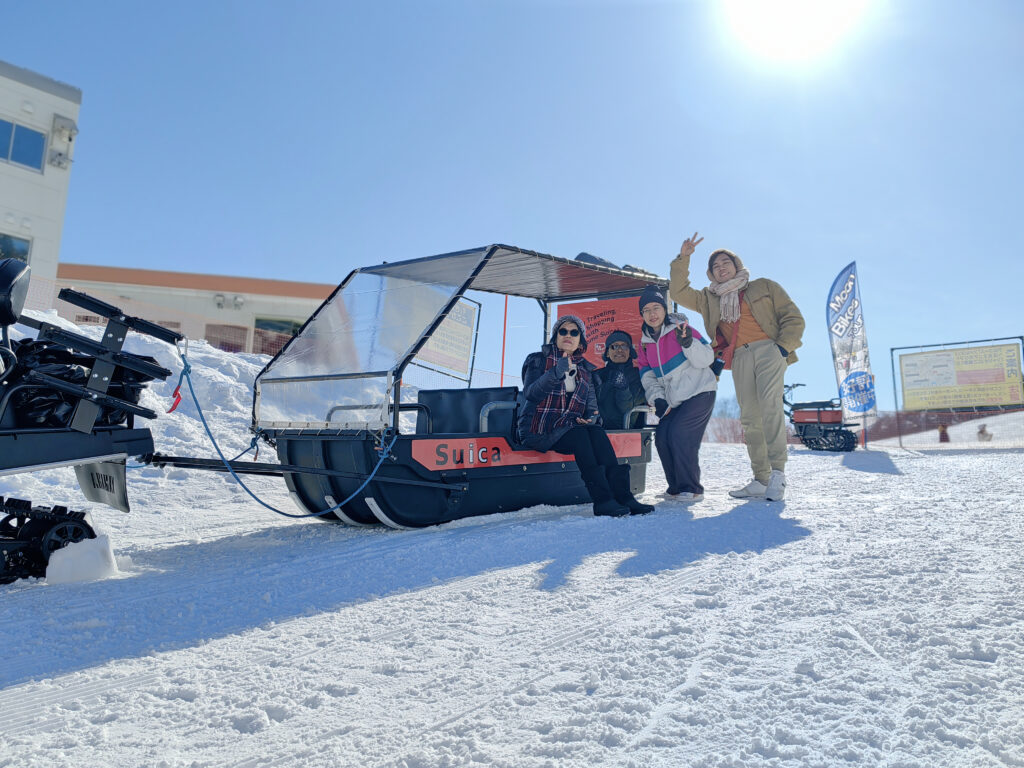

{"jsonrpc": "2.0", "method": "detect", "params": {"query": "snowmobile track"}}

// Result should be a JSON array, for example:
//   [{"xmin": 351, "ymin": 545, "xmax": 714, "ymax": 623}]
[
  {"xmin": 0, "ymin": 672, "xmax": 163, "ymax": 738},
  {"xmin": 231, "ymin": 561, "xmax": 708, "ymax": 768}
]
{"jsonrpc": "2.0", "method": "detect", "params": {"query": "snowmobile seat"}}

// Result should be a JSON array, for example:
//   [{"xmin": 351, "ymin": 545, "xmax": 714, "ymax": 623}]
[
  {"xmin": 791, "ymin": 399, "xmax": 839, "ymax": 410},
  {"xmin": 792, "ymin": 409, "xmax": 843, "ymax": 424},
  {"xmin": 416, "ymin": 386, "xmax": 519, "ymax": 436}
]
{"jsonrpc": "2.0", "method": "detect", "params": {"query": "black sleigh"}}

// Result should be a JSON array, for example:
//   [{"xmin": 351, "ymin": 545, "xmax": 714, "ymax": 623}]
[{"xmin": 233, "ymin": 246, "xmax": 661, "ymax": 529}]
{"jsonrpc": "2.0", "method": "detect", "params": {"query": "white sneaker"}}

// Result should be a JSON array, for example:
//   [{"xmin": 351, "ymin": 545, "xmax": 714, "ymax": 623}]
[
  {"xmin": 675, "ymin": 492, "xmax": 704, "ymax": 503},
  {"xmin": 765, "ymin": 470, "xmax": 786, "ymax": 501},
  {"xmin": 729, "ymin": 479, "xmax": 767, "ymax": 499}
]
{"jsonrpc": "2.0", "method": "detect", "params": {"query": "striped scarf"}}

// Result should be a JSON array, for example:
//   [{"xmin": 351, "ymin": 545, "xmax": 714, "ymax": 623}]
[
  {"xmin": 530, "ymin": 350, "xmax": 590, "ymax": 435},
  {"xmin": 709, "ymin": 268, "xmax": 750, "ymax": 323}
]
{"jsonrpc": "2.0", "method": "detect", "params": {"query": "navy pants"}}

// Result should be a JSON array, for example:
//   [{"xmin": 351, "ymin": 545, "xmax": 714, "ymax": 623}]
[{"xmin": 655, "ymin": 390, "xmax": 716, "ymax": 495}]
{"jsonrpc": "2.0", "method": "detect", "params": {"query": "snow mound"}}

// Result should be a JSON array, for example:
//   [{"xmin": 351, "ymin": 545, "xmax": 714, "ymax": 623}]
[{"xmin": 45, "ymin": 534, "xmax": 120, "ymax": 584}]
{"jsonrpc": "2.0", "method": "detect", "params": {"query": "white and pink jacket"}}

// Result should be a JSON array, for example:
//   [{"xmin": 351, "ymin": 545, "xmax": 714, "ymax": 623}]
[{"xmin": 637, "ymin": 313, "xmax": 718, "ymax": 409}]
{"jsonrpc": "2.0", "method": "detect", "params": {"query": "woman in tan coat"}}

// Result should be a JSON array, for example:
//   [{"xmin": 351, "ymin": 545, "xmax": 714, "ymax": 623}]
[{"xmin": 669, "ymin": 233, "xmax": 805, "ymax": 501}]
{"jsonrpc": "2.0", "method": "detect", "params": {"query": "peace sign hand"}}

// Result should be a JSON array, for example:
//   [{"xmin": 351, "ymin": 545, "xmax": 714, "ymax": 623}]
[{"xmin": 678, "ymin": 232, "xmax": 704, "ymax": 259}]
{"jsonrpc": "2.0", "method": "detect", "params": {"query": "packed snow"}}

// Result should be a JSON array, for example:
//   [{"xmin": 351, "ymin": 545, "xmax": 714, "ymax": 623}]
[{"xmin": 1, "ymin": 319, "xmax": 1022, "ymax": 767}]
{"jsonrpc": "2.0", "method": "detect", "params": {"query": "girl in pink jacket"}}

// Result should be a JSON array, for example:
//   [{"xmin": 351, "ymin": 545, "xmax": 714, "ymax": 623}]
[{"xmin": 636, "ymin": 285, "xmax": 717, "ymax": 502}]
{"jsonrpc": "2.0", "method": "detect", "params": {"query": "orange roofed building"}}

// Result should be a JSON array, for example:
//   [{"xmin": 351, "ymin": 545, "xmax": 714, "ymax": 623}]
[{"xmin": 54, "ymin": 263, "xmax": 334, "ymax": 356}]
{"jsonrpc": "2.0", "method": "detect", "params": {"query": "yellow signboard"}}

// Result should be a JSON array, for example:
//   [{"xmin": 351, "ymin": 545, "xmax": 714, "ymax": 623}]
[{"xmin": 900, "ymin": 343, "xmax": 1024, "ymax": 410}]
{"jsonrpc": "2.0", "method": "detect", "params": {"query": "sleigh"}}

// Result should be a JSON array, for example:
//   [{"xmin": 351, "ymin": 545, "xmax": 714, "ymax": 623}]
[
  {"xmin": 150, "ymin": 246, "xmax": 659, "ymax": 528},
  {"xmin": 236, "ymin": 245, "xmax": 662, "ymax": 528}
]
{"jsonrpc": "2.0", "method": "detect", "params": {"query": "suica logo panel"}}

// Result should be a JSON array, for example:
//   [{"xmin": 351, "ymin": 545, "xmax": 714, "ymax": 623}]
[{"xmin": 410, "ymin": 434, "xmax": 642, "ymax": 471}]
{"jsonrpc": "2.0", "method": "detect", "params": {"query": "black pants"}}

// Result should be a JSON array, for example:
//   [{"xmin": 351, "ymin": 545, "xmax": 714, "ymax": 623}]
[
  {"xmin": 655, "ymin": 390, "xmax": 715, "ymax": 494},
  {"xmin": 552, "ymin": 425, "xmax": 618, "ymax": 476}
]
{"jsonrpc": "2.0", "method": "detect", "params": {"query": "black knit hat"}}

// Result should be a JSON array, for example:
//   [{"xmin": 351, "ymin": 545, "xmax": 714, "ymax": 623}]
[
  {"xmin": 549, "ymin": 314, "xmax": 588, "ymax": 352},
  {"xmin": 638, "ymin": 284, "xmax": 667, "ymax": 314},
  {"xmin": 602, "ymin": 329, "xmax": 637, "ymax": 362}
]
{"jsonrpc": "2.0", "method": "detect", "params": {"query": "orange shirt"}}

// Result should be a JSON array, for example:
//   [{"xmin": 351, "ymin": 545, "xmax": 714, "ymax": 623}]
[{"xmin": 718, "ymin": 299, "xmax": 771, "ymax": 349}]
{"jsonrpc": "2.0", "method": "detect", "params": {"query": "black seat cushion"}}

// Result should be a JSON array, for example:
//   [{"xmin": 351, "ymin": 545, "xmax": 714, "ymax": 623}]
[{"xmin": 416, "ymin": 386, "xmax": 519, "ymax": 435}]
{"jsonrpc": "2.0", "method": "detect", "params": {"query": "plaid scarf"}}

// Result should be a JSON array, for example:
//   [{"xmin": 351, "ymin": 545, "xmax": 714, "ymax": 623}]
[{"xmin": 530, "ymin": 349, "xmax": 590, "ymax": 435}]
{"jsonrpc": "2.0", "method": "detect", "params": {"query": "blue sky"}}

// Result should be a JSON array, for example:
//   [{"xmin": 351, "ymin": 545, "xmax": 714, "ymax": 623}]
[{"xmin": 5, "ymin": 0, "xmax": 1022, "ymax": 411}]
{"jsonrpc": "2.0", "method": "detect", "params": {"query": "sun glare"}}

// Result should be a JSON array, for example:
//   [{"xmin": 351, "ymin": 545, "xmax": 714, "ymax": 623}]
[{"xmin": 721, "ymin": 0, "xmax": 873, "ymax": 64}]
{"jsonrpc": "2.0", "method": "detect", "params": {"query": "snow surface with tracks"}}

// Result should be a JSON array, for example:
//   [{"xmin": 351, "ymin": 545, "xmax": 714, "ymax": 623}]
[{"xmin": 1, "ymin": 323, "xmax": 1022, "ymax": 767}]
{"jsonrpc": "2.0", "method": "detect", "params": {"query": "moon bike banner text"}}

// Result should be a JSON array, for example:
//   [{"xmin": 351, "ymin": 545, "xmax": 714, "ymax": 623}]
[{"xmin": 827, "ymin": 261, "xmax": 877, "ymax": 423}]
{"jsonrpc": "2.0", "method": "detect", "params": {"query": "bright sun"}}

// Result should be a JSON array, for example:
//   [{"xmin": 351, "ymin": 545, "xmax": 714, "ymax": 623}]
[{"xmin": 720, "ymin": 0, "xmax": 873, "ymax": 64}]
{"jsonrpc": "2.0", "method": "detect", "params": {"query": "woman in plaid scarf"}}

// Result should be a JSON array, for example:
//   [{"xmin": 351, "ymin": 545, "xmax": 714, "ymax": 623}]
[{"xmin": 516, "ymin": 315, "xmax": 654, "ymax": 517}]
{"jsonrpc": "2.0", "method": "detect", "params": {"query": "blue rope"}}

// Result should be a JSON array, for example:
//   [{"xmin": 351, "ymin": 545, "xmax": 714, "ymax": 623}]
[
  {"xmin": 229, "ymin": 433, "xmax": 260, "ymax": 462},
  {"xmin": 173, "ymin": 350, "xmax": 396, "ymax": 519}
]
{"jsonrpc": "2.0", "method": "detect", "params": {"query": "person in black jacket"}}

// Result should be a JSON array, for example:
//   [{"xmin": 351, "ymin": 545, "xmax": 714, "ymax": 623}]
[
  {"xmin": 594, "ymin": 329, "xmax": 647, "ymax": 430},
  {"xmin": 516, "ymin": 315, "xmax": 653, "ymax": 517}
]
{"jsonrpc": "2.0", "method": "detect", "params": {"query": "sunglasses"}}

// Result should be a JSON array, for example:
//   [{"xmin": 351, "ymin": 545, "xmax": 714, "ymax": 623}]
[
  {"xmin": 557, "ymin": 328, "xmax": 580, "ymax": 337},
  {"xmin": 608, "ymin": 342, "xmax": 630, "ymax": 351}
]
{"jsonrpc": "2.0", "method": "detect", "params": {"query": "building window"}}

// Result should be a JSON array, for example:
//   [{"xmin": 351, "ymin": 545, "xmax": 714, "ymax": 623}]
[
  {"xmin": 253, "ymin": 317, "xmax": 302, "ymax": 357},
  {"xmin": 157, "ymin": 320, "xmax": 182, "ymax": 332},
  {"xmin": 0, "ymin": 232, "xmax": 31, "ymax": 262},
  {"xmin": 74, "ymin": 313, "xmax": 104, "ymax": 326},
  {"xmin": 0, "ymin": 119, "xmax": 46, "ymax": 171},
  {"xmin": 205, "ymin": 323, "xmax": 249, "ymax": 354}
]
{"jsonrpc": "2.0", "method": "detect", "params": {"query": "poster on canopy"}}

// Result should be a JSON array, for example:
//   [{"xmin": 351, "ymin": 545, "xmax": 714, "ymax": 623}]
[
  {"xmin": 417, "ymin": 299, "xmax": 478, "ymax": 377},
  {"xmin": 827, "ymin": 262, "xmax": 877, "ymax": 423},
  {"xmin": 556, "ymin": 296, "xmax": 646, "ymax": 368}
]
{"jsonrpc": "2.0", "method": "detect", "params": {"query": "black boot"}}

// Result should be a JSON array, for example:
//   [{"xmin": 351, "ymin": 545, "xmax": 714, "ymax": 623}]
[
  {"xmin": 608, "ymin": 464, "xmax": 655, "ymax": 515},
  {"xmin": 579, "ymin": 466, "xmax": 629, "ymax": 517}
]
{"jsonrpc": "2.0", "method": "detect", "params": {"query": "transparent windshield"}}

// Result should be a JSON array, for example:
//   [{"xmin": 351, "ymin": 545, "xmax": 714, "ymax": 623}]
[{"xmin": 255, "ymin": 249, "xmax": 485, "ymax": 429}]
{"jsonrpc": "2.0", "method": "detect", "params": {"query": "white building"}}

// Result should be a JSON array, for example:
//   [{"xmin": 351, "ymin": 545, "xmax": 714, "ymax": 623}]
[{"xmin": 0, "ymin": 59, "xmax": 80, "ymax": 307}]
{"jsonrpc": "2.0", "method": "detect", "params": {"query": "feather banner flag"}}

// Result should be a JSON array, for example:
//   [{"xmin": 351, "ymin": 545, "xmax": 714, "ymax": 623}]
[{"xmin": 827, "ymin": 262, "xmax": 877, "ymax": 424}]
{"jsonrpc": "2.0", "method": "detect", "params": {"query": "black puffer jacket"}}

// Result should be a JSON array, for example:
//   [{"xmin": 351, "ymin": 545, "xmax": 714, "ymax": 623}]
[
  {"xmin": 593, "ymin": 362, "xmax": 646, "ymax": 430},
  {"xmin": 516, "ymin": 345, "xmax": 601, "ymax": 452}
]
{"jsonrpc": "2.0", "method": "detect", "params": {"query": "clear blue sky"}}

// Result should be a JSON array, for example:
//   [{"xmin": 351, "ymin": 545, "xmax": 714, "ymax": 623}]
[{"xmin": 5, "ymin": 0, "xmax": 1022, "ymax": 410}]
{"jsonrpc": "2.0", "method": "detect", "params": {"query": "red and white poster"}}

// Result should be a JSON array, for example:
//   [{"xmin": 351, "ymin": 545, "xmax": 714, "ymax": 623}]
[{"xmin": 556, "ymin": 296, "xmax": 645, "ymax": 367}]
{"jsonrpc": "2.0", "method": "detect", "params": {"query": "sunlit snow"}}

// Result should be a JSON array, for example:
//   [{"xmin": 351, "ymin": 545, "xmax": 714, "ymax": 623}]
[{"xmin": 1, "ymin": 323, "xmax": 1021, "ymax": 767}]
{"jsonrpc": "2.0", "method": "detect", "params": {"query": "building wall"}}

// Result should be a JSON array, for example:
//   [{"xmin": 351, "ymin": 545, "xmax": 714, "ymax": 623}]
[
  {"xmin": 54, "ymin": 264, "xmax": 334, "ymax": 356},
  {"xmin": 0, "ymin": 60, "xmax": 81, "ymax": 309}
]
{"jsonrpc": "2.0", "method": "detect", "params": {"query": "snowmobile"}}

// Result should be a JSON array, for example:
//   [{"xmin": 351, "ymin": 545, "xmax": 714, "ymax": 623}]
[
  {"xmin": 0, "ymin": 258, "xmax": 183, "ymax": 583},
  {"xmin": 152, "ymin": 245, "xmax": 661, "ymax": 529},
  {"xmin": 783, "ymin": 383, "xmax": 858, "ymax": 452}
]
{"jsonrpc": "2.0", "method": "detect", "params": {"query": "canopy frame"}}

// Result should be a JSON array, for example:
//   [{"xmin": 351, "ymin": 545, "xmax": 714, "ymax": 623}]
[{"xmin": 252, "ymin": 244, "xmax": 668, "ymax": 433}]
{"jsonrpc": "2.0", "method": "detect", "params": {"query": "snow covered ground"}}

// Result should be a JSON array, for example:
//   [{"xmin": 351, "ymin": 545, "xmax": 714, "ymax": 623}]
[{"xmin": 2, "ymin": 324, "xmax": 1023, "ymax": 767}]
